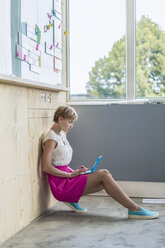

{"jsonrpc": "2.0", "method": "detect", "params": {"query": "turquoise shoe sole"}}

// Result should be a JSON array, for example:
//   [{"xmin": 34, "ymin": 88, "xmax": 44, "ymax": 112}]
[
  {"xmin": 64, "ymin": 202, "xmax": 87, "ymax": 213},
  {"xmin": 128, "ymin": 207, "xmax": 159, "ymax": 219}
]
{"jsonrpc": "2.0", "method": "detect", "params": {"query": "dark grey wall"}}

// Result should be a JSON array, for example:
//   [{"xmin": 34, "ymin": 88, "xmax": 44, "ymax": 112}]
[{"xmin": 68, "ymin": 105, "xmax": 165, "ymax": 182}]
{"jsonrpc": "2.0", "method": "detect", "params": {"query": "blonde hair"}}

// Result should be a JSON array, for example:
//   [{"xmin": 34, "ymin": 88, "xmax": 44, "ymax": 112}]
[{"xmin": 53, "ymin": 105, "xmax": 78, "ymax": 123}]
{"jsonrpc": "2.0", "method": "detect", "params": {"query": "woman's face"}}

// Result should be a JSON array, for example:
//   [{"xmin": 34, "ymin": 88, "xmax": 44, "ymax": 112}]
[{"xmin": 59, "ymin": 117, "xmax": 74, "ymax": 132}]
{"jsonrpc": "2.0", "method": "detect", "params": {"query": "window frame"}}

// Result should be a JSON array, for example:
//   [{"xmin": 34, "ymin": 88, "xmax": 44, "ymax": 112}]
[{"xmin": 66, "ymin": 0, "xmax": 165, "ymax": 104}]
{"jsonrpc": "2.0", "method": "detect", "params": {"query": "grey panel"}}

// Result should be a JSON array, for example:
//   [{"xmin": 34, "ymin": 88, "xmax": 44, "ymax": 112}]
[{"xmin": 68, "ymin": 105, "xmax": 165, "ymax": 182}]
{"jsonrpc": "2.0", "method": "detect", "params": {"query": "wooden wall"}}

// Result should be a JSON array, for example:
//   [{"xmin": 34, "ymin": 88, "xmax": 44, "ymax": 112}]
[
  {"xmin": 0, "ymin": 0, "xmax": 68, "ymax": 243},
  {"xmin": 0, "ymin": 83, "xmax": 66, "ymax": 244}
]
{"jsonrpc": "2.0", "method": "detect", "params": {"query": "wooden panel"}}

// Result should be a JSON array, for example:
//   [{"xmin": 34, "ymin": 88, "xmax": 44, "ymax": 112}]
[
  {"xmin": 27, "ymin": 91, "xmax": 66, "ymax": 219},
  {"xmin": 0, "ymin": 0, "xmax": 68, "ymax": 243},
  {"xmin": 0, "ymin": 84, "xmax": 31, "ymax": 243},
  {"xmin": 27, "ymin": 109, "xmax": 55, "ymax": 119},
  {"xmin": 0, "ymin": 84, "xmax": 66, "ymax": 244},
  {"xmin": 92, "ymin": 182, "xmax": 165, "ymax": 198},
  {"xmin": 27, "ymin": 88, "xmax": 66, "ymax": 109},
  {"xmin": 0, "ymin": 85, "xmax": 66, "ymax": 244},
  {"xmin": 28, "ymin": 117, "xmax": 55, "ymax": 219}
]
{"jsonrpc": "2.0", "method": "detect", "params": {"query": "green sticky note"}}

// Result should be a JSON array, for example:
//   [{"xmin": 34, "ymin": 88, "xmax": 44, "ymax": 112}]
[{"xmin": 35, "ymin": 24, "xmax": 41, "ymax": 45}]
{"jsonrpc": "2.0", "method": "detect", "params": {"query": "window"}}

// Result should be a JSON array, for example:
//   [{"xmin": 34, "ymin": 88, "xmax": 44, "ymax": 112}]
[
  {"xmin": 68, "ymin": 0, "xmax": 165, "ymax": 101},
  {"xmin": 136, "ymin": 0, "xmax": 165, "ymax": 98},
  {"xmin": 68, "ymin": 0, "xmax": 126, "ymax": 100}
]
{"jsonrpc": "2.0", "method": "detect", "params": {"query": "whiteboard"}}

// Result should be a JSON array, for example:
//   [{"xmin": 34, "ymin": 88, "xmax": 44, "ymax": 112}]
[
  {"xmin": 0, "ymin": 0, "xmax": 12, "ymax": 75},
  {"xmin": 0, "ymin": 0, "xmax": 62, "ymax": 86}
]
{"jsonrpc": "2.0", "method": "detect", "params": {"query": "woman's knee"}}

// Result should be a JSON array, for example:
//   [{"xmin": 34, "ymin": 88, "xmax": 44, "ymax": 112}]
[{"xmin": 98, "ymin": 169, "xmax": 113, "ymax": 179}]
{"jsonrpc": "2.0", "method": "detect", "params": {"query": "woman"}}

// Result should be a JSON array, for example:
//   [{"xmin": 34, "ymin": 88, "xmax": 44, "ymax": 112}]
[{"xmin": 42, "ymin": 105, "xmax": 159, "ymax": 219}]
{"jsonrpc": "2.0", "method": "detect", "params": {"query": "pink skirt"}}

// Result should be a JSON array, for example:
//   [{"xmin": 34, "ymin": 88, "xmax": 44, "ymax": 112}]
[{"xmin": 47, "ymin": 165, "xmax": 88, "ymax": 203}]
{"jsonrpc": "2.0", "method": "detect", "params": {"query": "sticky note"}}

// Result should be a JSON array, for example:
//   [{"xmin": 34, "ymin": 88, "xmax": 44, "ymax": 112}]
[
  {"xmin": 38, "ymin": 55, "xmax": 41, "ymax": 67},
  {"xmin": 44, "ymin": 25, "xmax": 47, "ymax": 32},
  {"xmin": 52, "ymin": 10, "xmax": 56, "ymax": 17},
  {"xmin": 64, "ymin": 31, "xmax": 68, "ymax": 36},
  {"xmin": 17, "ymin": 51, "xmax": 20, "ymax": 57},
  {"xmin": 36, "ymin": 44, "xmax": 39, "ymax": 50},
  {"xmin": 35, "ymin": 28, "xmax": 38, "ymax": 36},
  {"xmin": 35, "ymin": 24, "xmax": 41, "ymax": 44},
  {"xmin": 47, "ymin": 13, "xmax": 52, "ymax": 19}
]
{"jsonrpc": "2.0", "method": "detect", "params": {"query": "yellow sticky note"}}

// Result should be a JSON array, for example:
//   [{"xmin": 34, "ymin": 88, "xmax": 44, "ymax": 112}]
[
  {"xmin": 38, "ymin": 55, "xmax": 41, "ymax": 67},
  {"xmin": 64, "ymin": 31, "xmax": 68, "ymax": 36}
]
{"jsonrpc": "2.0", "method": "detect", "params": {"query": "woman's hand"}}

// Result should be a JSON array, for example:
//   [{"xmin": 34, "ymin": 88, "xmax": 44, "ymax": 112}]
[
  {"xmin": 69, "ymin": 166, "xmax": 89, "ymax": 178},
  {"xmin": 78, "ymin": 165, "xmax": 90, "ymax": 171}
]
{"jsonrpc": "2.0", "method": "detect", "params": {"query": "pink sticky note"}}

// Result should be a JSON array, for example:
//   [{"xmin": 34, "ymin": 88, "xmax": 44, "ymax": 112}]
[
  {"xmin": 36, "ymin": 44, "xmax": 39, "ymax": 50},
  {"xmin": 17, "ymin": 51, "xmax": 20, "ymax": 57},
  {"xmin": 50, "ymin": 44, "xmax": 53, "ymax": 49},
  {"xmin": 47, "ymin": 13, "xmax": 52, "ymax": 19},
  {"xmin": 24, "ymin": 55, "xmax": 27, "ymax": 61},
  {"xmin": 58, "ymin": 24, "xmax": 61, "ymax": 29},
  {"xmin": 56, "ymin": 42, "xmax": 59, "ymax": 47}
]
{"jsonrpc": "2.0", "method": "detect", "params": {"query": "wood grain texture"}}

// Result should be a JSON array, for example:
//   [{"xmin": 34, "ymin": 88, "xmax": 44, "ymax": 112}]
[
  {"xmin": 0, "ymin": 0, "xmax": 68, "ymax": 243},
  {"xmin": 0, "ymin": 83, "xmax": 66, "ymax": 244}
]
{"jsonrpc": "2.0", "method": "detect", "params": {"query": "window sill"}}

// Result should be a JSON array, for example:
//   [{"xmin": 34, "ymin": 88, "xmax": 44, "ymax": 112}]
[{"xmin": 67, "ymin": 98, "xmax": 165, "ymax": 105}]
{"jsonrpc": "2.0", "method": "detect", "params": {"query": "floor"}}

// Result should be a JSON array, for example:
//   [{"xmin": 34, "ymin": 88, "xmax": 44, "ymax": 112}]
[{"xmin": 1, "ymin": 196, "xmax": 165, "ymax": 248}]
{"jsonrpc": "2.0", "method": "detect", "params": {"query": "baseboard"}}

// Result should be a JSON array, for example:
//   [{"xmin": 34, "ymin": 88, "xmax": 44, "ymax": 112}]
[{"xmin": 90, "ymin": 181, "xmax": 165, "ymax": 198}]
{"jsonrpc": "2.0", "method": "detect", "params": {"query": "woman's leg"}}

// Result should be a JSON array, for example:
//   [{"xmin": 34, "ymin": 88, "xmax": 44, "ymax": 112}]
[{"xmin": 83, "ymin": 169, "xmax": 141, "ymax": 211}]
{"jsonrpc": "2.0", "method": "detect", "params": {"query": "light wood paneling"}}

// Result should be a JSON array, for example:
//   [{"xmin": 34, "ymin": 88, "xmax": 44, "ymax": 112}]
[
  {"xmin": 0, "ymin": 84, "xmax": 31, "ymax": 243},
  {"xmin": 0, "ymin": 86, "xmax": 66, "ymax": 244},
  {"xmin": 92, "ymin": 182, "xmax": 165, "ymax": 198},
  {"xmin": 0, "ymin": 0, "xmax": 68, "ymax": 244}
]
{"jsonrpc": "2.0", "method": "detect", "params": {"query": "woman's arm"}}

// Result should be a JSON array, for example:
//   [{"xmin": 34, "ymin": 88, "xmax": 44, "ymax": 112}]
[
  {"xmin": 68, "ymin": 166, "xmax": 74, "ymax": 172},
  {"xmin": 42, "ymin": 140, "xmax": 86, "ymax": 178},
  {"xmin": 42, "ymin": 140, "xmax": 71, "ymax": 177}
]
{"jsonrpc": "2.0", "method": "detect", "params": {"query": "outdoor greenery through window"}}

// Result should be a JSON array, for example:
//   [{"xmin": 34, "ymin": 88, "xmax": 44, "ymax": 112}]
[
  {"xmin": 136, "ymin": 0, "xmax": 165, "ymax": 98},
  {"xmin": 69, "ymin": 0, "xmax": 165, "ymax": 101}
]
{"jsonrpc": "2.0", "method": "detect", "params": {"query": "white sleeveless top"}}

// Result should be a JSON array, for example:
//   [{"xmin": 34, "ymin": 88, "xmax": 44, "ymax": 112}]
[{"xmin": 42, "ymin": 129, "xmax": 73, "ymax": 166}]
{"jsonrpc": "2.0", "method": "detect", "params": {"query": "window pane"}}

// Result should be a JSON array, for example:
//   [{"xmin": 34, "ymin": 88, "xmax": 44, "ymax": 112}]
[
  {"xmin": 69, "ymin": 0, "xmax": 126, "ymax": 100},
  {"xmin": 136, "ymin": 0, "xmax": 165, "ymax": 98}
]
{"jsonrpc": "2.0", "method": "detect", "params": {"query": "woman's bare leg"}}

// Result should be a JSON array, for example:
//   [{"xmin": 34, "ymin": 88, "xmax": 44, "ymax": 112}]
[{"xmin": 83, "ymin": 169, "xmax": 141, "ymax": 211}]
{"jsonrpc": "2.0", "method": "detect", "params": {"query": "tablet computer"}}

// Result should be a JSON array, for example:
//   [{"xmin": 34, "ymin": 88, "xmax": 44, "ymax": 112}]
[{"xmin": 84, "ymin": 155, "xmax": 103, "ymax": 174}]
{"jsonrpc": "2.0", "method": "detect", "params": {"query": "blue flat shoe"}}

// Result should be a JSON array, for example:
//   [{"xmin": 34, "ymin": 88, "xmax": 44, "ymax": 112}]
[
  {"xmin": 64, "ymin": 202, "xmax": 87, "ymax": 213},
  {"xmin": 128, "ymin": 207, "xmax": 159, "ymax": 219}
]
